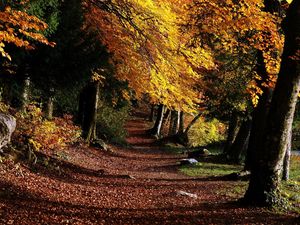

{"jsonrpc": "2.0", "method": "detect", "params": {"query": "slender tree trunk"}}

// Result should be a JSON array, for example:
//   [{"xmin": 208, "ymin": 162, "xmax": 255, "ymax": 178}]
[
  {"xmin": 149, "ymin": 104, "xmax": 164, "ymax": 137},
  {"xmin": 21, "ymin": 76, "xmax": 30, "ymax": 111},
  {"xmin": 244, "ymin": 1, "xmax": 300, "ymax": 206},
  {"xmin": 227, "ymin": 118, "xmax": 252, "ymax": 163},
  {"xmin": 178, "ymin": 111, "xmax": 184, "ymax": 134},
  {"xmin": 168, "ymin": 110, "xmax": 179, "ymax": 136},
  {"xmin": 184, "ymin": 112, "xmax": 202, "ymax": 135},
  {"xmin": 45, "ymin": 96, "xmax": 54, "ymax": 120},
  {"xmin": 149, "ymin": 104, "xmax": 155, "ymax": 122},
  {"xmin": 282, "ymin": 129, "xmax": 292, "ymax": 181},
  {"xmin": 178, "ymin": 112, "xmax": 203, "ymax": 145},
  {"xmin": 163, "ymin": 108, "xmax": 170, "ymax": 121},
  {"xmin": 223, "ymin": 113, "xmax": 241, "ymax": 154},
  {"xmin": 86, "ymin": 81, "xmax": 100, "ymax": 143}
]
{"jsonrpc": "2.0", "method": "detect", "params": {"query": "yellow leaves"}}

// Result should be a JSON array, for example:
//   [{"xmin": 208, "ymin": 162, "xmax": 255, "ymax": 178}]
[
  {"xmin": 92, "ymin": 70, "xmax": 106, "ymax": 86},
  {"xmin": 188, "ymin": 0, "xmax": 283, "ymax": 73},
  {"xmin": 0, "ymin": 101, "xmax": 10, "ymax": 113},
  {"xmin": 28, "ymin": 138, "xmax": 42, "ymax": 151},
  {"xmin": 86, "ymin": 0, "xmax": 213, "ymax": 112},
  {"xmin": 14, "ymin": 104, "xmax": 81, "ymax": 153},
  {"xmin": 0, "ymin": 42, "xmax": 11, "ymax": 60}
]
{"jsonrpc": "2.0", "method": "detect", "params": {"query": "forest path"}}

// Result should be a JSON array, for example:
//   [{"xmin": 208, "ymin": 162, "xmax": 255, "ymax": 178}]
[{"xmin": 0, "ymin": 111, "xmax": 299, "ymax": 224}]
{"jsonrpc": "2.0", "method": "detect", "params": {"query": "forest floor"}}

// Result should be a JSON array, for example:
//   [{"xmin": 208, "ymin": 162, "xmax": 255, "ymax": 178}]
[{"xmin": 0, "ymin": 110, "xmax": 299, "ymax": 224}]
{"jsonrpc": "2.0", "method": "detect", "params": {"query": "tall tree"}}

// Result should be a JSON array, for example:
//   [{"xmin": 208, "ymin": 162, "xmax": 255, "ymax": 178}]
[{"xmin": 244, "ymin": 0, "xmax": 300, "ymax": 206}]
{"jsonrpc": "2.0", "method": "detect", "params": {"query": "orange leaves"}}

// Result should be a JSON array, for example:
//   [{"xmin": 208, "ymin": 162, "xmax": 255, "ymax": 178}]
[
  {"xmin": 13, "ymin": 104, "xmax": 81, "ymax": 153},
  {"xmin": 185, "ymin": 0, "xmax": 285, "ymax": 107},
  {"xmin": 86, "ymin": 0, "xmax": 215, "ymax": 112},
  {"xmin": 0, "ymin": 5, "xmax": 54, "ymax": 60}
]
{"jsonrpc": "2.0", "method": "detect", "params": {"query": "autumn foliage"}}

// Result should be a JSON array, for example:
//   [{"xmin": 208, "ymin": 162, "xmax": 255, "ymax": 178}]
[
  {"xmin": 12, "ymin": 104, "xmax": 81, "ymax": 154},
  {"xmin": 0, "ymin": 2, "xmax": 54, "ymax": 60}
]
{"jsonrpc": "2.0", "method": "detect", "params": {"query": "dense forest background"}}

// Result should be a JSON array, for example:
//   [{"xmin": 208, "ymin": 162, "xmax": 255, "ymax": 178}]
[{"xmin": 0, "ymin": 0, "xmax": 300, "ymax": 219}]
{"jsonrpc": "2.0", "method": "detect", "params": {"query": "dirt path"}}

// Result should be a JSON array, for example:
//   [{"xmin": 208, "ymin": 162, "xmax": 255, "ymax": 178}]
[{"xmin": 0, "ymin": 115, "xmax": 299, "ymax": 224}]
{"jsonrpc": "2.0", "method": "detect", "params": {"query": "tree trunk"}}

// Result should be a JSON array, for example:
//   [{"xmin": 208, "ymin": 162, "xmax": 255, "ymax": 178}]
[
  {"xmin": 177, "ymin": 112, "xmax": 202, "ymax": 145},
  {"xmin": 227, "ymin": 118, "xmax": 252, "ymax": 163},
  {"xmin": 184, "ymin": 112, "xmax": 203, "ymax": 135},
  {"xmin": 244, "ymin": 88, "xmax": 272, "ymax": 171},
  {"xmin": 149, "ymin": 104, "xmax": 155, "ymax": 122},
  {"xmin": 45, "ymin": 96, "xmax": 54, "ymax": 120},
  {"xmin": 21, "ymin": 76, "xmax": 30, "ymax": 111},
  {"xmin": 223, "ymin": 113, "xmax": 241, "ymax": 154},
  {"xmin": 80, "ymin": 82, "xmax": 100, "ymax": 143},
  {"xmin": 86, "ymin": 81, "xmax": 100, "ymax": 143},
  {"xmin": 168, "ymin": 110, "xmax": 179, "ymax": 136},
  {"xmin": 282, "ymin": 129, "xmax": 292, "ymax": 181},
  {"xmin": 178, "ymin": 111, "xmax": 184, "ymax": 134},
  {"xmin": 149, "ymin": 104, "xmax": 164, "ymax": 137},
  {"xmin": 244, "ymin": 1, "xmax": 300, "ymax": 206}
]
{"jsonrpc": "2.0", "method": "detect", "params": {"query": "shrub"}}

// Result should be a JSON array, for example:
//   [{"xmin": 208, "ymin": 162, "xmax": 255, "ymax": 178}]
[
  {"xmin": 188, "ymin": 117, "xmax": 226, "ymax": 147},
  {"xmin": 96, "ymin": 104, "xmax": 129, "ymax": 145},
  {"xmin": 0, "ymin": 102, "xmax": 9, "ymax": 113},
  {"xmin": 13, "ymin": 104, "xmax": 81, "ymax": 154}
]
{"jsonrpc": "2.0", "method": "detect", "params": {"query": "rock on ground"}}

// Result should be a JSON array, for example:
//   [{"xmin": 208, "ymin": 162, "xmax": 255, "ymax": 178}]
[{"xmin": 0, "ymin": 113, "xmax": 16, "ymax": 150}]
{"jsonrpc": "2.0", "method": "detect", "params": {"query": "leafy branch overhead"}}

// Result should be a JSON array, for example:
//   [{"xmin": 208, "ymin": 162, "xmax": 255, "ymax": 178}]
[{"xmin": 0, "ymin": 4, "xmax": 55, "ymax": 60}]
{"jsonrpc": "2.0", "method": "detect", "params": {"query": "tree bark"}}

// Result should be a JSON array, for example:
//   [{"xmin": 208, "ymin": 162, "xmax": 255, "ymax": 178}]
[
  {"xmin": 227, "ymin": 118, "xmax": 252, "ymax": 163},
  {"xmin": 149, "ymin": 104, "xmax": 164, "ymax": 137},
  {"xmin": 178, "ymin": 111, "xmax": 184, "ymax": 134},
  {"xmin": 184, "ymin": 112, "xmax": 202, "ymax": 135},
  {"xmin": 282, "ymin": 128, "xmax": 292, "ymax": 181},
  {"xmin": 244, "ymin": 1, "xmax": 300, "ymax": 206},
  {"xmin": 45, "ymin": 96, "xmax": 54, "ymax": 120},
  {"xmin": 149, "ymin": 104, "xmax": 155, "ymax": 122},
  {"xmin": 244, "ymin": 88, "xmax": 272, "ymax": 171},
  {"xmin": 168, "ymin": 110, "xmax": 179, "ymax": 136},
  {"xmin": 21, "ymin": 76, "xmax": 30, "ymax": 111},
  {"xmin": 80, "ymin": 82, "xmax": 100, "ymax": 143},
  {"xmin": 86, "ymin": 81, "xmax": 100, "ymax": 143},
  {"xmin": 177, "ymin": 112, "xmax": 203, "ymax": 145},
  {"xmin": 223, "ymin": 113, "xmax": 241, "ymax": 154},
  {"xmin": 244, "ymin": 0, "xmax": 284, "ymax": 172}
]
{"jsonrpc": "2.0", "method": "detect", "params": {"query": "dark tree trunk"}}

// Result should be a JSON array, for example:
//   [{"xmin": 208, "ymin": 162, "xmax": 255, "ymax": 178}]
[
  {"xmin": 223, "ymin": 113, "xmax": 241, "ymax": 154},
  {"xmin": 0, "ymin": 77, "xmax": 13, "ymax": 105},
  {"xmin": 243, "ymin": 0, "xmax": 285, "ymax": 170},
  {"xmin": 149, "ymin": 104, "xmax": 164, "ymax": 137},
  {"xmin": 168, "ymin": 110, "xmax": 179, "ymax": 136},
  {"xmin": 80, "ymin": 82, "xmax": 100, "ymax": 143},
  {"xmin": 86, "ymin": 81, "xmax": 100, "ymax": 143},
  {"xmin": 149, "ymin": 104, "xmax": 155, "ymax": 122},
  {"xmin": 282, "ymin": 129, "xmax": 292, "ymax": 181},
  {"xmin": 244, "ymin": 88, "xmax": 272, "ymax": 171},
  {"xmin": 244, "ymin": 1, "xmax": 300, "ymax": 206},
  {"xmin": 227, "ymin": 118, "xmax": 252, "ymax": 163}
]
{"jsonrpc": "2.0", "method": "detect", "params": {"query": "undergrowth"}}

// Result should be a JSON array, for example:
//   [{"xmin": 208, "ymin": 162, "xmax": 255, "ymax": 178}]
[
  {"xmin": 13, "ymin": 104, "xmax": 81, "ymax": 154},
  {"xmin": 96, "ymin": 104, "xmax": 129, "ymax": 145},
  {"xmin": 180, "ymin": 151, "xmax": 300, "ymax": 213},
  {"xmin": 188, "ymin": 117, "xmax": 226, "ymax": 147},
  {"xmin": 180, "ymin": 162, "xmax": 243, "ymax": 177}
]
